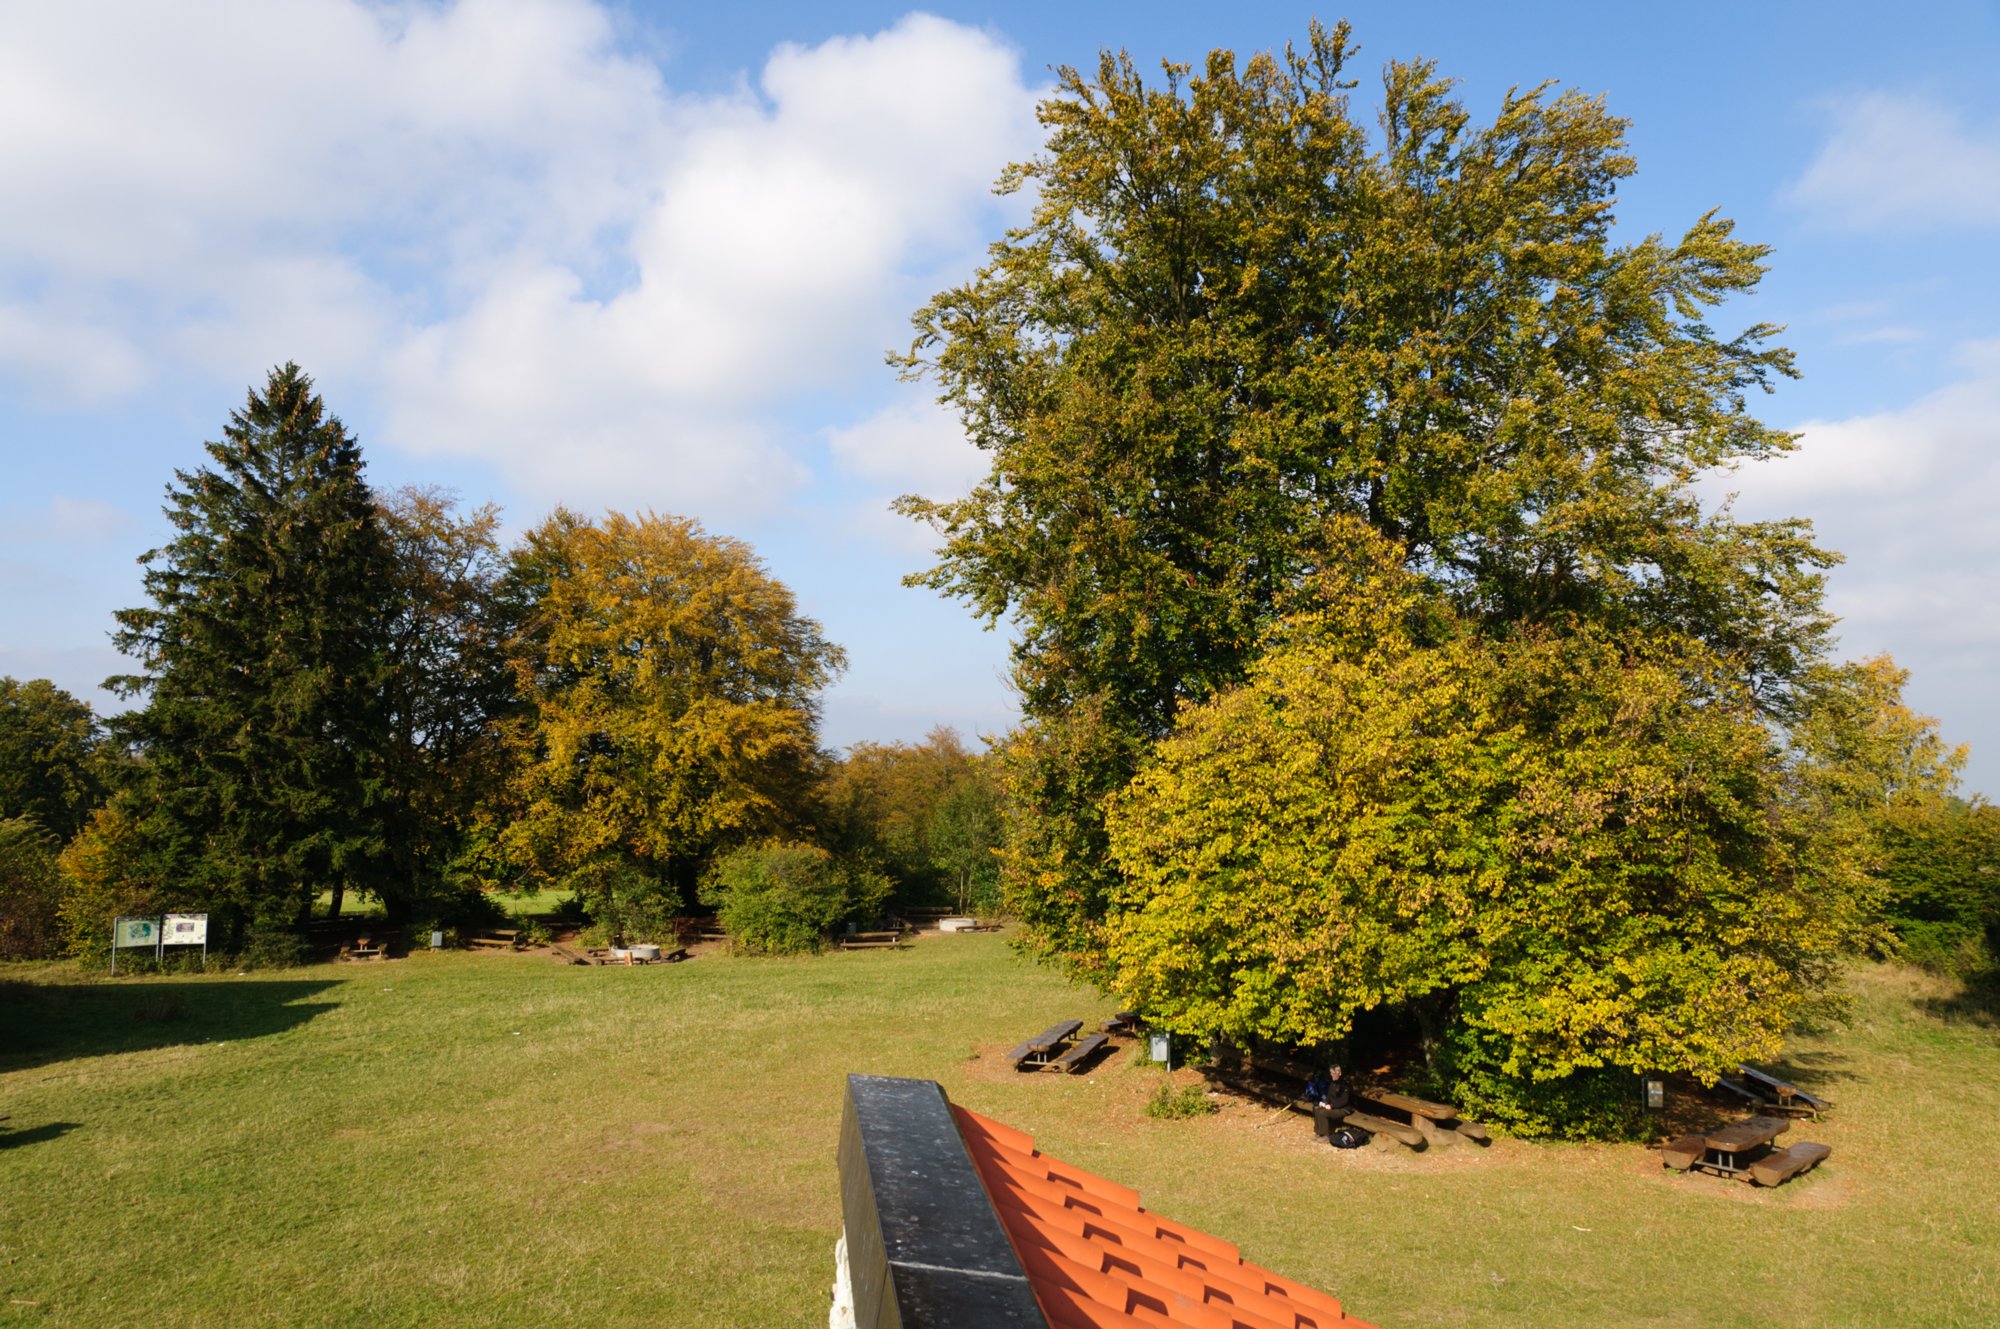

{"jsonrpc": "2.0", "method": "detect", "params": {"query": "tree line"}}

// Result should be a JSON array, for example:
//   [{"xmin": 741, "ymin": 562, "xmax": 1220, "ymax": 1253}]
[
  {"xmin": 893, "ymin": 22, "xmax": 1994, "ymax": 1134},
  {"xmin": 0, "ymin": 366, "xmax": 999, "ymax": 963}
]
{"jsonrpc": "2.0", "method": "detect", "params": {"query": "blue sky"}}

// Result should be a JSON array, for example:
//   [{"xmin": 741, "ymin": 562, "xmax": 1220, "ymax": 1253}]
[{"xmin": 3, "ymin": 1, "xmax": 1998, "ymax": 794}]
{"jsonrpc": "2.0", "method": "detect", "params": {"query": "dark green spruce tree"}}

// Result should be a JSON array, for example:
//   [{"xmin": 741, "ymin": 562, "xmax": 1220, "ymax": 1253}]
[{"xmin": 110, "ymin": 364, "xmax": 396, "ymax": 949}]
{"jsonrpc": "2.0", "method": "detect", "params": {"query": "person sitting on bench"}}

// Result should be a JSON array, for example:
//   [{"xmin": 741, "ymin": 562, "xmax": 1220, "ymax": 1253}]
[{"xmin": 1305, "ymin": 1064, "xmax": 1350, "ymax": 1137}]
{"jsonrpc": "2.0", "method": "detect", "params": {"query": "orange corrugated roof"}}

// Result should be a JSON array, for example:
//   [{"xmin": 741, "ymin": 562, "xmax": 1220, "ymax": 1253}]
[{"xmin": 953, "ymin": 1105, "xmax": 1381, "ymax": 1329}]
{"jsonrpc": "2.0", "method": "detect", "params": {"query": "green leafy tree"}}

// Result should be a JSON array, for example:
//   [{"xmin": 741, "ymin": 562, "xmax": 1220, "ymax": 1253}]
[
  {"xmin": 503, "ymin": 511, "xmax": 845, "ymax": 922},
  {"xmin": 821, "ymin": 727, "xmax": 1001, "ymax": 910},
  {"xmin": 931, "ymin": 769, "xmax": 1002, "ymax": 914},
  {"xmin": 0, "ymin": 677, "xmax": 107, "ymax": 839},
  {"xmin": 372, "ymin": 485, "xmax": 516, "ymax": 922},
  {"xmin": 108, "ymin": 363, "xmax": 396, "ymax": 946},
  {"xmin": 898, "ymin": 24, "xmax": 1835, "ymax": 965}
]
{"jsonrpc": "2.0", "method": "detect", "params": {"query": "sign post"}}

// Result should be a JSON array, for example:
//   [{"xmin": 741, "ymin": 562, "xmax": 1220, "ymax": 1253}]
[{"xmin": 110, "ymin": 916, "xmax": 160, "ymax": 975}]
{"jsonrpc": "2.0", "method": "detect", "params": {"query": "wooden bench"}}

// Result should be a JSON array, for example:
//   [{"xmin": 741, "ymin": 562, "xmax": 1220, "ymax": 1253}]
[
  {"xmin": 1051, "ymin": 1032, "xmax": 1110, "ymax": 1073},
  {"xmin": 840, "ymin": 932, "xmax": 905, "ymax": 951},
  {"xmin": 1102, "ymin": 1011, "xmax": 1142, "ymax": 1037},
  {"xmin": 1007, "ymin": 1019, "xmax": 1083, "ymax": 1070},
  {"xmin": 466, "ymin": 930, "xmax": 521, "ymax": 951},
  {"xmin": 338, "ymin": 939, "xmax": 387, "ymax": 962},
  {"xmin": 1750, "ymin": 1141, "xmax": 1832, "ymax": 1187},
  {"xmin": 1692, "ymin": 1115, "xmax": 1792, "ymax": 1179},
  {"xmin": 549, "ymin": 943, "xmax": 592, "ymax": 965}
]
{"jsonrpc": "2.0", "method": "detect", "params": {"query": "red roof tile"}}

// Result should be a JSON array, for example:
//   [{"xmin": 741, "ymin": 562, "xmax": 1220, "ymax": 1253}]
[{"xmin": 953, "ymin": 1105, "xmax": 1382, "ymax": 1329}]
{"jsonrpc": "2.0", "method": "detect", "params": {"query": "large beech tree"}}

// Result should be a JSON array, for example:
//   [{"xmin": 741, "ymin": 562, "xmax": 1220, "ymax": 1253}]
[
  {"xmin": 503, "ymin": 511, "xmax": 844, "ymax": 918},
  {"xmin": 895, "ymin": 25, "xmax": 1927, "ymax": 1126}
]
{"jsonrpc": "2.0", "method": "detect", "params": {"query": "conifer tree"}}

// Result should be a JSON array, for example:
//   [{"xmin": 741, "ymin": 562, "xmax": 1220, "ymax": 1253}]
[{"xmin": 110, "ymin": 364, "xmax": 395, "ymax": 945}]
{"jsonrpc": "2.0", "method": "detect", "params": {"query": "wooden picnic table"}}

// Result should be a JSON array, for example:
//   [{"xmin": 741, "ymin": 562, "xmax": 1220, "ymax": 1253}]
[
  {"xmin": 1663, "ymin": 1115, "xmax": 1830, "ymax": 1186},
  {"xmin": 1671, "ymin": 1116, "xmax": 1792, "ymax": 1179},
  {"xmin": 1007, "ymin": 1019, "xmax": 1083, "ymax": 1070},
  {"xmin": 1738, "ymin": 1064, "xmax": 1830, "ymax": 1116}
]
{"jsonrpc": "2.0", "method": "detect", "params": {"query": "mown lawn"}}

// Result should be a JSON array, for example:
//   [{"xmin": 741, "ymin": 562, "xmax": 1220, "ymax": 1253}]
[{"xmin": 2, "ymin": 940, "xmax": 1995, "ymax": 1328}]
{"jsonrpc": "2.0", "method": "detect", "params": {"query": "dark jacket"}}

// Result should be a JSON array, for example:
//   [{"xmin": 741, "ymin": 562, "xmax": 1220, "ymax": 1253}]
[{"xmin": 1305, "ymin": 1072, "xmax": 1350, "ymax": 1112}]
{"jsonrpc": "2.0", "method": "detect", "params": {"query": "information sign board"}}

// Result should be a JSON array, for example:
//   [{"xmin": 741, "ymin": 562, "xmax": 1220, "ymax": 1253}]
[
  {"xmin": 114, "ymin": 917, "xmax": 158, "ymax": 948},
  {"xmin": 163, "ymin": 914, "xmax": 209, "ymax": 945}
]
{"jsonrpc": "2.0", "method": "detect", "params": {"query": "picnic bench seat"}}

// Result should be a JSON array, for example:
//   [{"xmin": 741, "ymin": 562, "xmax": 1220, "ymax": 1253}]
[
  {"xmin": 1102, "ymin": 1010, "xmax": 1143, "ymax": 1036},
  {"xmin": 1660, "ymin": 1133, "xmax": 1708, "ymax": 1171},
  {"xmin": 672, "ymin": 917, "xmax": 727, "ymax": 944},
  {"xmin": 1750, "ymin": 1140, "xmax": 1832, "ymax": 1187},
  {"xmin": 1007, "ymin": 1019, "xmax": 1084, "ymax": 1070},
  {"xmin": 840, "ymin": 932, "xmax": 905, "ymax": 951},
  {"xmin": 338, "ymin": 939, "xmax": 387, "ymax": 962},
  {"xmin": 1051, "ymin": 1032, "xmax": 1110, "ymax": 1073},
  {"xmin": 549, "ymin": 943, "xmax": 592, "ymax": 965},
  {"xmin": 583, "ymin": 946, "xmax": 690, "ymax": 965},
  {"xmin": 466, "ymin": 930, "xmax": 521, "ymax": 950}
]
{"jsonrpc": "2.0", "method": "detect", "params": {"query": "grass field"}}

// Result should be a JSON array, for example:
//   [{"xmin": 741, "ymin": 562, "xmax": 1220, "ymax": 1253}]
[{"xmin": 3, "ymin": 938, "xmax": 1996, "ymax": 1328}]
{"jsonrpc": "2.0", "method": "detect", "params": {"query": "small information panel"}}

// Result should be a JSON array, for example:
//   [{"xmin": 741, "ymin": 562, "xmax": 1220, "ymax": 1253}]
[
  {"xmin": 163, "ymin": 914, "xmax": 208, "ymax": 945},
  {"xmin": 114, "ymin": 917, "xmax": 158, "ymax": 949}
]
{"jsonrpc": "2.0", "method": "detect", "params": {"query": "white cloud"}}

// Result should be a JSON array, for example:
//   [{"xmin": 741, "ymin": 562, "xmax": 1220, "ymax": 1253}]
[
  {"xmin": 0, "ymin": 3, "xmax": 1043, "ymax": 515},
  {"xmin": 1790, "ymin": 92, "xmax": 2000, "ymax": 228},
  {"xmin": 826, "ymin": 395, "xmax": 985, "ymax": 495},
  {"xmin": 34, "ymin": 497, "xmax": 137, "ymax": 543},
  {"xmin": 0, "ymin": 301, "xmax": 149, "ymax": 401},
  {"xmin": 1725, "ymin": 343, "xmax": 2000, "ymax": 788}
]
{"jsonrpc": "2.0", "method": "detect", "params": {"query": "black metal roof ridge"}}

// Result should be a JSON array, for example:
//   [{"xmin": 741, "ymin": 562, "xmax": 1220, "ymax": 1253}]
[{"xmin": 838, "ymin": 1073, "xmax": 1049, "ymax": 1329}]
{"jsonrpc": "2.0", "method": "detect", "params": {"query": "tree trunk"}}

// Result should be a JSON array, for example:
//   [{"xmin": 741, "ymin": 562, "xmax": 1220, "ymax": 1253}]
[{"xmin": 327, "ymin": 884, "xmax": 345, "ymax": 920}]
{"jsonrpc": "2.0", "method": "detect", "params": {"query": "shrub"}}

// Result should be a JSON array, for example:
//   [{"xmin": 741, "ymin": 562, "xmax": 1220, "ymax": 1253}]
[
  {"xmin": 240, "ymin": 928, "xmax": 311, "ymax": 970},
  {"xmin": 701, "ymin": 841, "xmax": 890, "ymax": 956},
  {"xmin": 1143, "ymin": 1082, "xmax": 1216, "ymax": 1120}
]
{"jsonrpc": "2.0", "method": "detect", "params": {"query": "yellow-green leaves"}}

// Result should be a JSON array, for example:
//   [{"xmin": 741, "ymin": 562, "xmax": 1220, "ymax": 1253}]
[{"xmin": 1104, "ymin": 613, "xmax": 1883, "ymax": 1089}]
